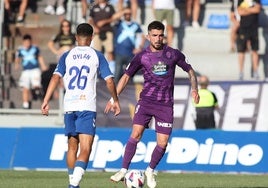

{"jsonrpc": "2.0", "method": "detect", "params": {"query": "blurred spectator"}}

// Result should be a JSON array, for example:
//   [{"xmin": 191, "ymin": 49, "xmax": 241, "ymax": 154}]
[
  {"xmin": 44, "ymin": 0, "xmax": 65, "ymax": 15},
  {"xmin": 194, "ymin": 75, "xmax": 219, "ymax": 129},
  {"xmin": 236, "ymin": 0, "xmax": 261, "ymax": 80},
  {"xmin": 88, "ymin": 0, "xmax": 116, "ymax": 73},
  {"xmin": 7, "ymin": 0, "xmax": 38, "ymax": 24},
  {"xmin": 184, "ymin": 0, "xmax": 201, "ymax": 28},
  {"xmin": 47, "ymin": 19, "xmax": 76, "ymax": 61},
  {"xmin": 117, "ymin": 0, "xmax": 138, "ymax": 21},
  {"xmin": 65, "ymin": 0, "xmax": 89, "ymax": 26},
  {"xmin": 138, "ymin": 0, "xmax": 145, "ymax": 25},
  {"xmin": 230, "ymin": 0, "xmax": 240, "ymax": 52},
  {"xmin": 138, "ymin": 0, "xmax": 146, "ymax": 25},
  {"xmin": 80, "ymin": 0, "xmax": 88, "ymax": 21},
  {"xmin": 46, "ymin": 19, "xmax": 75, "ymax": 99},
  {"xmin": 3, "ymin": 0, "xmax": 12, "ymax": 50},
  {"xmin": 264, "ymin": 58, "xmax": 268, "ymax": 81},
  {"xmin": 152, "ymin": 0, "xmax": 175, "ymax": 46},
  {"xmin": 113, "ymin": 7, "xmax": 145, "ymax": 83},
  {"xmin": 14, "ymin": 34, "xmax": 47, "ymax": 109},
  {"xmin": 17, "ymin": 0, "xmax": 28, "ymax": 22},
  {"xmin": 28, "ymin": 0, "xmax": 40, "ymax": 24},
  {"xmin": 263, "ymin": 30, "xmax": 268, "ymax": 82},
  {"xmin": 13, "ymin": 0, "xmax": 28, "ymax": 23}
]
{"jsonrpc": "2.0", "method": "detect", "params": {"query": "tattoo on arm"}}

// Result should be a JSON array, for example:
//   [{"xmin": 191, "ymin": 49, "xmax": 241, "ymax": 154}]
[{"xmin": 189, "ymin": 69, "xmax": 198, "ymax": 91}]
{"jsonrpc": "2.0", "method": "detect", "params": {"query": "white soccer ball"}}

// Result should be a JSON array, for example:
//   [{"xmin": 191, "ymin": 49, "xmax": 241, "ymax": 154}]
[{"xmin": 124, "ymin": 170, "xmax": 145, "ymax": 188}]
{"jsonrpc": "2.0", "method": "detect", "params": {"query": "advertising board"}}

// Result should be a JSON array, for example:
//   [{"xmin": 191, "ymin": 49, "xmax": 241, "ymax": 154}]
[{"xmin": 1, "ymin": 128, "xmax": 267, "ymax": 173}]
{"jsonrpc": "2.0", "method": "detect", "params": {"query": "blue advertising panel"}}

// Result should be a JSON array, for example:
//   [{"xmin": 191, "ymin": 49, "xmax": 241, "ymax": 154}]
[
  {"xmin": 0, "ymin": 128, "xmax": 19, "ymax": 168},
  {"xmin": 12, "ymin": 128, "xmax": 66, "ymax": 169},
  {"xmin": 5, "ymin": 128, "xmax": 268, "ymax": 173}
]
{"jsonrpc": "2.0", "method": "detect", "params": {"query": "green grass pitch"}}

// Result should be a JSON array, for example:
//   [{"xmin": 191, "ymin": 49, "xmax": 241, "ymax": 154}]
[{"xmin": 0, "ymin": 170, "xmax": 268, "ymax": 188}]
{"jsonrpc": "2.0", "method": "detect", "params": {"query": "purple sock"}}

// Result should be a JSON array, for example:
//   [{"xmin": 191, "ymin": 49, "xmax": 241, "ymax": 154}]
[
  {"xmin": 149, "ymin": 145, "xmax": 166, "ymax": 169},
  {"xmin": 122, "ymin": 137, "xmax": 138, "ymax": 169}
]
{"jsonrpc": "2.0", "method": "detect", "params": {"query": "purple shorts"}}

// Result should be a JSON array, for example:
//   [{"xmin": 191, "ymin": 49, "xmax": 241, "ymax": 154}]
[{"xmin": 132, "ymin": 101, "xmax": 173, "ymax": 135}]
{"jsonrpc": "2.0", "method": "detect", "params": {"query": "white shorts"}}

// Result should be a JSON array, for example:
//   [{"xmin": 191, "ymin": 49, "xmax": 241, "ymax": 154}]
[{"xmin": 19, "ymin": 68, "xmax": 41, "ymax": 89}]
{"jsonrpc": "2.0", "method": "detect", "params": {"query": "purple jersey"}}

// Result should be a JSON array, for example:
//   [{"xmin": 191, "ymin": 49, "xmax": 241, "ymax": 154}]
[{"xmin": 125, "ymin": 45, "xmax": 192, "ymax": 106}]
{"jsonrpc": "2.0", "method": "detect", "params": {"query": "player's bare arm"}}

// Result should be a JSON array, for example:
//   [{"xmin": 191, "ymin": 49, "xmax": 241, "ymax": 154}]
[
  {"xmin": 104, "ymin": 74, "xmax": 130, "ymax": 115},
  {"xmin": 104, "ymin": 77, "xmax": 121, "ymax": 116},
  {"xmin": 41, "ymin": 74, "xmax": 61, "ymax": 116},
  {"xmin": 188, "ymin": 69, "xmax": 200, "ymax": 104},
  {"xmin": 238, "ymin": 3, "xmax": 261, "ymax": 16},
  {"xmin": 116, "ymin": 74, "xmax": 131, "ymax": 96}
]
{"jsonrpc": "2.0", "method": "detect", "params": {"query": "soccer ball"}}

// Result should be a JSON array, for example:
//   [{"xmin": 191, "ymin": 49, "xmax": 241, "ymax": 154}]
[{"xmin": 124, "ymin": 170, "xmax": 145, "ymax": 188}]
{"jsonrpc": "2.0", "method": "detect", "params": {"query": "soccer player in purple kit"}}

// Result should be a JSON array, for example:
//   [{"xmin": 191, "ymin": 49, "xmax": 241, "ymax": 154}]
[{"xmin": 108, "ymin": 20, "xmax": 200, "ymax": 188}]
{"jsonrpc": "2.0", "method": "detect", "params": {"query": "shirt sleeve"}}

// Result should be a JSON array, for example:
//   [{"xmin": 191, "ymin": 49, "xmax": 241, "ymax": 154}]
[
  {"xmin": 175, "ymin": 50, "xmax": 192, "ymax": 72},
  {"xmin": 212, "ymin": 92, "xmax": 218, "ymax": 106},
  {"xmin": 35, "ymin": 46, "xmax": 40, "ymax": 56},
  {"xmin": 124, "ymin": 53, "xmax": 143, "ymax": 77},
  {"xmin": 16, "ymin": 48, "xmax": 21, "ymax": 58},
  {"xmin": 53, "ymin": 51, "xmax": 68, "ymax": 77},
  {"xmin": 95, "ymin": 50, "xmax": 113, "ymax": 80},
  {"xmin": 52, "ymin": 34, "xmax": 59, "ymax": 43},
  {"xmin": 110, "ymin": 4, "xmax": 115, "ymax": 15}
]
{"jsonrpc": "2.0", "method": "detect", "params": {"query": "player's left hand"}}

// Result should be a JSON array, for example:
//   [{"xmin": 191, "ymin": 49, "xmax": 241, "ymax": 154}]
[{"xmin": 192, "ymin": 90, "xmax": 200, "ymax": 104}]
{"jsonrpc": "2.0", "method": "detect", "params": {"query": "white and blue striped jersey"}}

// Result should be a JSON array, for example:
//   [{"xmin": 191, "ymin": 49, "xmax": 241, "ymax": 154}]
[{"xmin": 54, "ymin": 46, "xmax": 113, "ymax": 112}]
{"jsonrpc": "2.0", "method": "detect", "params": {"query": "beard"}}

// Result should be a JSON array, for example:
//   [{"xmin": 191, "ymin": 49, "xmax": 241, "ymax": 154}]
[{"xmin": 151, "ymin": 42, "xmax": 163, "ymax": 50}]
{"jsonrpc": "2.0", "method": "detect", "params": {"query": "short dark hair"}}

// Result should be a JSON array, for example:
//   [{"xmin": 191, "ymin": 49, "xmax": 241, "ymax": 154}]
[
  {"xmin": 23, "ymin": 34, "xmax": 32, "ymax": 40},
  {"xmin": 76, "ymin": 23, "xmax": 93, "ymax": 36},
  {"xmin": 148, "ymin": 21, "xmax": 165, "ymax": 32}
]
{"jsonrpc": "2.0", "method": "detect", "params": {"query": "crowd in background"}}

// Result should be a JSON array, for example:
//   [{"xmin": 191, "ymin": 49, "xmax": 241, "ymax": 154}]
[
  {"xmin": 3, "ymin": 0, "xmax": 203, "ymax": 46},
  {"xmin": 1, "ymin": 0, "xmax": 268, "ymax": 109}
]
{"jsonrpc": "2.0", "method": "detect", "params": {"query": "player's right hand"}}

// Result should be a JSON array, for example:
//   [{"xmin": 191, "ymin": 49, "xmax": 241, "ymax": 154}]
[
  {"xmin": 112, "ymin": 101, "xmax": 121, "ymax": 116},
  {"xmin": 104, "ymin": 99, "xmax": 121, "ymax": 116},
  {"xmin": 41, "ymin": 102, "xmax": 49, "ymax": 116}
]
